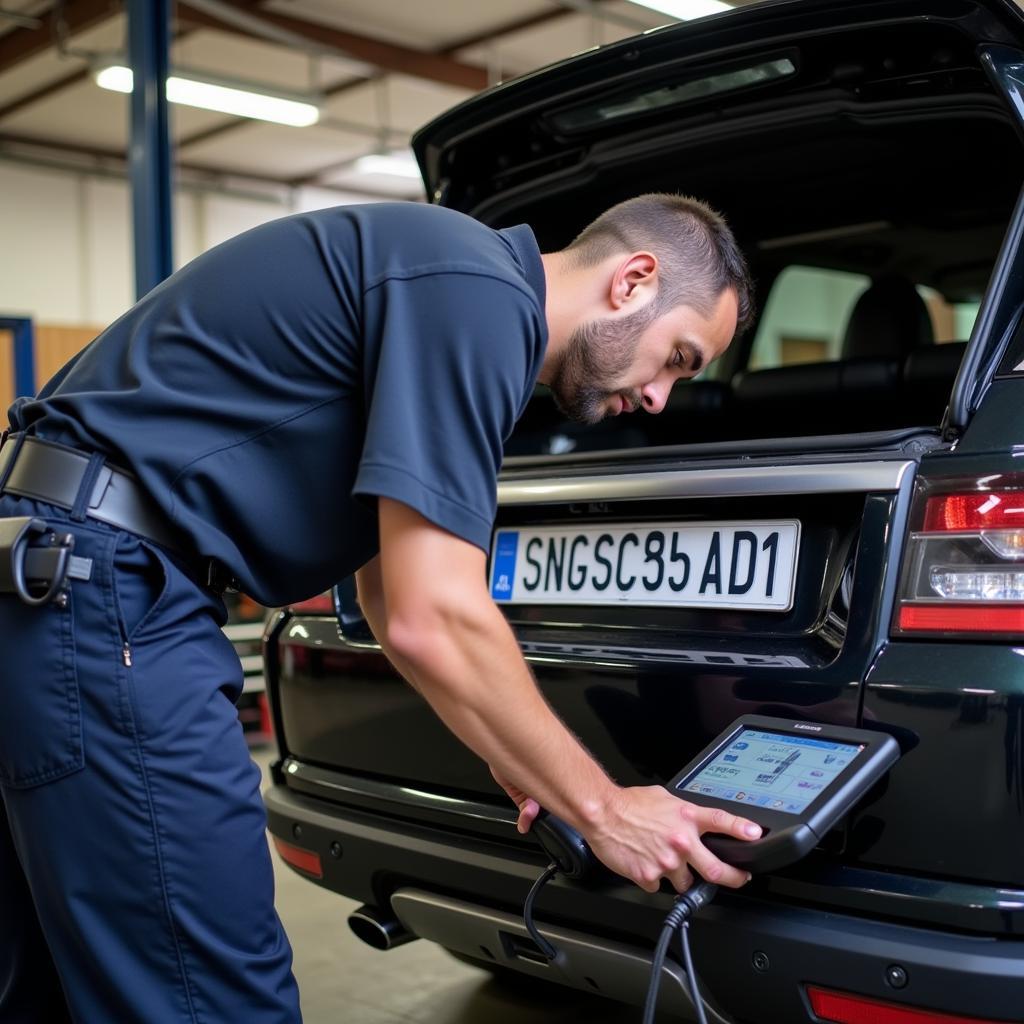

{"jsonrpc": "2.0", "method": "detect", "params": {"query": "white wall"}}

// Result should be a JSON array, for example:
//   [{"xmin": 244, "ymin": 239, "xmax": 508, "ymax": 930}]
[
  {"xmin": 0, "ymin": 158, "xmax": 379, "ymax": 328},
  {"xmin": 0, "ymin": 162, "xmax": 86, "ymax": 324}
]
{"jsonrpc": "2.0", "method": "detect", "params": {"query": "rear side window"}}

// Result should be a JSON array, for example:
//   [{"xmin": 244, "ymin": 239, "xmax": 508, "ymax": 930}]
[
  {"xmin": 917, "ymin": 286, "xmax": 980, "ymax": 345},
  {"xmin": 750, "ymin": 267, "xmax": 981, "ymax": 370},
  {"xmin": 750, "ymin": 266, "xmax": 868, "ymax": 369}
]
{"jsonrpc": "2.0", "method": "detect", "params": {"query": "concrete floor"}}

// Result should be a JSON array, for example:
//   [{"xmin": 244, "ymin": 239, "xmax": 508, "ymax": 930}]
[{"xmin": 256, "ymin": 748, "xmax": 636, "ymax": 1024}]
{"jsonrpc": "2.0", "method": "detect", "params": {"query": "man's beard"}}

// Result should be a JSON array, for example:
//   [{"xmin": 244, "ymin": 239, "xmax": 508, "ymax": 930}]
[{"xmin": 547, "ymin": 305, "xmax": 656, "ymax": 424}]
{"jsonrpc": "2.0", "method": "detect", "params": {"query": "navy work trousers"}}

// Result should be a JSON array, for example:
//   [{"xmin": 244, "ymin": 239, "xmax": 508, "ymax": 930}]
[{"xmin": 0, "ymin": 495, "xmax": 301, "ymax": 1023}]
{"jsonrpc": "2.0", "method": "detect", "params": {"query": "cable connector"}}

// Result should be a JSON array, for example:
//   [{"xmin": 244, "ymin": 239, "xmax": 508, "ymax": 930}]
[{"xmin": 679, "ymin": 880, "xmax": 719, "ymax": 918}]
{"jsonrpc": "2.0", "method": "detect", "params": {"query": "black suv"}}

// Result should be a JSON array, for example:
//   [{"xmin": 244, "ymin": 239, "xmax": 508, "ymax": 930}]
[{"xmin": 263, "ymin": 1, "xmax": 1024, "ymax": 1020}]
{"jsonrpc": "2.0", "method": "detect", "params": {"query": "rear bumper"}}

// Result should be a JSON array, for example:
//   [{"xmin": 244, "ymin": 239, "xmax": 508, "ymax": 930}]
[{"xmin": 264, "ymin": 782, "xmax": 1024, "ymax": 1023}]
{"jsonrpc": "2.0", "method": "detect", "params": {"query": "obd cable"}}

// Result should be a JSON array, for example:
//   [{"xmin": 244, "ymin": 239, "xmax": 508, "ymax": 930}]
[
  {"xmin": 642, "ymin": 881, "xmax": 723, "ymax": 1024},
  {"xmin": 521, "ymin": 861, "xmax": 559, "ymax": 961},
  {"xmin": 526, "ymin": 810, "xmax": 732, "ymax": 1024}
]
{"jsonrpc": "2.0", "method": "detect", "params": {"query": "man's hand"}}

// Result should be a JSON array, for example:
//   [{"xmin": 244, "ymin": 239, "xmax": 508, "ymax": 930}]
[
  {"xmin": 492, "ymin": 770, "xmax": 760, "ymax": 893},
  {"xmin": 584, "ymin": 786, "xmax": 760, "ymax": 893}
]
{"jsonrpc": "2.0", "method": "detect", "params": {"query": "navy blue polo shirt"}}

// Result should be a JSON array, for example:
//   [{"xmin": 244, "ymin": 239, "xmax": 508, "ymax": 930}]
[{"xmin": 8, "ymin": 204, "xmax": 548, "ymax": 606}]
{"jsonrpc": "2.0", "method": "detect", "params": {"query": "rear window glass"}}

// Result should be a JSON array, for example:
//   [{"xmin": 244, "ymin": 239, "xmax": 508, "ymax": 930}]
[
  {"xmin": 548, "ymin": 57, "xmax": 797, "ymax": 133},
  {"xmin": 750, "ymin": 266, "xmax": 980, "ymax": 370}
]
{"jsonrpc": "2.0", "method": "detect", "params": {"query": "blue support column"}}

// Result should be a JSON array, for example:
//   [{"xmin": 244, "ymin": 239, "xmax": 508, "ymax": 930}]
[
  {"xmin": 1, "ymin": 317, "xmax": 36, "ymax": 398},
  {"xmin": 127, "ymin": 0, "xmax": 173, "ymax": 299}
]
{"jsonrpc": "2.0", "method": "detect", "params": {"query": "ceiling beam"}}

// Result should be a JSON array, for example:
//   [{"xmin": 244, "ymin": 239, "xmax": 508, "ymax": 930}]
[
  {"xmin": 0, "ymin": 15, "xmax": 209, "ymax": 126},
  {"xmin": 176, "ymin": 0, "xmax": 489, "ymax": 91},
  {"xmin": 0, "ymin": 0, "xmax": 118, "ymax": 74},
  {"xmin": 176, "ymin": 4, "xmax": 577, "ymax": 156},
  {"xmin": 0, "ymin": 0, "xmax": 590, "ymax": 164},
  {"xmin": 0, "ymin": 130, "xmax": 406, "ymax": 199},
  {"xmin": 0, "ymin": 66, "xmax": 89, "ymax": 121},
  {"xmin": 0, "ymin": 7, "xmax": 43, "ymax": 30},
  {"xmin": 436, "ymin": 5, "xmax": 587, "ymax": 57}
]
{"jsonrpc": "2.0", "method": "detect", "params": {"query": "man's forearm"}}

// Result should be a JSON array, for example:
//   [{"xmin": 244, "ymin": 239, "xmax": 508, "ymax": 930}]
[
  {"xmin": 359, "ymin": 593, "xmax": 426, "ymax": 696},
  {"xmin": 364, "ymin": 595, "xmax": 617, "ymax": 833}
]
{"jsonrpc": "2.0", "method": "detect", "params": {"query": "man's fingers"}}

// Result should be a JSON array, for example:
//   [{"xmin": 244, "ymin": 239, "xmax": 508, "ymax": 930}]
[
  {"xmin": 489, "ymin": 767, "xmax": 539, "ymax": 834},
  {"xmin": 516, "ymin": 799, "xmax": 539, "ymax": 834},
  {"xmin": 688, "ymin": 841, "xmax": 751, "ymax": 890},
  {"xmin": 693, "ymin": 805, "xmax": 762, "ymax": 841},
  {"xmin": 669, "ymin": 866, "xmax": 695, "ymax": 894}
]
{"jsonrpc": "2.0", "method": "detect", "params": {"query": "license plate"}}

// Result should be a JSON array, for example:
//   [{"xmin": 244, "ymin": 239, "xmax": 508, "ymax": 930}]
[{"xmin": 489, "ymin": 521, "xmax": 800, "ymax": 610}]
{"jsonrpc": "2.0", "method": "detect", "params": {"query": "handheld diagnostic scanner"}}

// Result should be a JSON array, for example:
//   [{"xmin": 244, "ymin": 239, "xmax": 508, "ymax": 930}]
[
  {"xmin": 668, "ymin": 715, "xmax": 900, "ymax": 873},
  {"xmin": 530, "ymin": 715, "xmax": 900, "ymax": 878}
]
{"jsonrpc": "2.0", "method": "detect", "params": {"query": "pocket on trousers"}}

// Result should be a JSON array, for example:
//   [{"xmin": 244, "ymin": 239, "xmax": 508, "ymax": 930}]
[
  {"xmin": 0, "ymin": 594, "xmax": 84, "ymax": 789},
  {"xmin": 112, "ymin": 534, "xmax": 170, "ymax": 644}
]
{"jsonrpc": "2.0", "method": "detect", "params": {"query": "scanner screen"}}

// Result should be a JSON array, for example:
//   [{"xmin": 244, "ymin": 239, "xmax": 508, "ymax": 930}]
[{"xmin": 681, "ymin": 729, "xmax": 863, "ymax": 815}]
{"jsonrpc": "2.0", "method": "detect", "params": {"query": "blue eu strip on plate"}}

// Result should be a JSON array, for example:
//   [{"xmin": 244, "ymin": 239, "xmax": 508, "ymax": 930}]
[{"xmin": 490, "ymin": 530, "xmax": 519, "ymax": 600}]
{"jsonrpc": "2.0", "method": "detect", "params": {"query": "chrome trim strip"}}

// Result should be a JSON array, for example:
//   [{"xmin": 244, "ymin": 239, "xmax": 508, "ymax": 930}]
[{"xmin": 497, "ymin": 461, "xmax": 915, "ymax": 505}]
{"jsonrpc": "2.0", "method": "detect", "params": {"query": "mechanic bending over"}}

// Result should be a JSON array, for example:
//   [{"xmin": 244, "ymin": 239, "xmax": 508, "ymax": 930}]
[{"xmin": 0, "ymin": 194, "xmax": 758, "ymax": 1023}]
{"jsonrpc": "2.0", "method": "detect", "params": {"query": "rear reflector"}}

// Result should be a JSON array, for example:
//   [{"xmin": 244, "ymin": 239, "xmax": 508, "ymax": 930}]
[
  {"xmin": 808, "ymin": 986, "xmax": 1011, "ymax": 1024},
  {"xmin": 898, "ymin": 604, "xmax": 1024, "ymax": 632},
  {"xmin": 272, "ymin": 836, "xmax": 323, "ymax": 878}
]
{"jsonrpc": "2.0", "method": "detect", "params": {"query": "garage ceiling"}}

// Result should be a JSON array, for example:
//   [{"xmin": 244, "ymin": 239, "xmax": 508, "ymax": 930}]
[{"xmin": 0, "ymin": 0, "xmax": 762, "ymax": 198}]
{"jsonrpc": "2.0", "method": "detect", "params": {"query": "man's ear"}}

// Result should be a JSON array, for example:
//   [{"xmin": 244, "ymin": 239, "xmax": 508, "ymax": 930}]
[{"xmin": 609, "ymin": 251, "xmax": 658, "ymax": 311}]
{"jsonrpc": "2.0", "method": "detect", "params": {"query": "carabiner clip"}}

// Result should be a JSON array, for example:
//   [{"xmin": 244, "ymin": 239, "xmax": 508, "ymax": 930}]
[{"xmin": 0, "ymin": 517, "xmax": 75, "ymax": 607}]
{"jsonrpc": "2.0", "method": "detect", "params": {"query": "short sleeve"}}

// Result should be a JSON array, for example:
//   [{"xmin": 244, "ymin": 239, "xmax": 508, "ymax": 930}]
[{"xmin": 354, "ymin": 272, "xmax": 542, "ymax": 551}]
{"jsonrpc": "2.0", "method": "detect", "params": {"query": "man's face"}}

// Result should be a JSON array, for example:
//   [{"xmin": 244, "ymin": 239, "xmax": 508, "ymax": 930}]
[{"xmin": 548, "ymin": 287, "xmax": 738, "ymax": 425}]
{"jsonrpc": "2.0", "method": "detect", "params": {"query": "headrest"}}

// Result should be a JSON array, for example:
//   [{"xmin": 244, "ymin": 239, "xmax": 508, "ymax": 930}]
[{"xmin": 841, "ymin": 276, "xmax": 934, "ymax": 360}]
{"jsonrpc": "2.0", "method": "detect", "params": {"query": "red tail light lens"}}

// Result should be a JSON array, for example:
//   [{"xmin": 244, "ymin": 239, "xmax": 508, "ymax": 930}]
[
  {"xmin": 894, "ymin": 477, "xmax": 1024, "ymax": 639},
  {"xmin": 922, "ymin": 492, "xmax": 1024, "ymax": 532},
  {"xmin": 808, "ymin": 985, "xmax": 1012, "ymax": 1024}
]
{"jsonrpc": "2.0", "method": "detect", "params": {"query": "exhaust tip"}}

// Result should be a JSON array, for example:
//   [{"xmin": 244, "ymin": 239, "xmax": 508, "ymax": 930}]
[{"xmin": 348, "ymin": 904, "xmax": 416, "ymax": 951}]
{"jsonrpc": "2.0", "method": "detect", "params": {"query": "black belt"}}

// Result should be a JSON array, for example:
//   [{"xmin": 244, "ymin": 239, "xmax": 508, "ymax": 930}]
[{"xmin": 0, "ymin": 433, "xmax": 236, "ymax": 592}]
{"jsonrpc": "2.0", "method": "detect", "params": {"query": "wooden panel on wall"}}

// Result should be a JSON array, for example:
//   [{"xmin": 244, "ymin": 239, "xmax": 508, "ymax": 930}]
[
  {"xmin": 0, "ymin": 329, "xmax": 12, "ymax": 410},
  {"xmin": 35, "ymin": 325, "xmax": 102, "ymax": 390}
]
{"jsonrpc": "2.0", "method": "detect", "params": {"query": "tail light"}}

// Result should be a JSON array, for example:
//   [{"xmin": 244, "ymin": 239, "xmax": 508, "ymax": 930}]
[{"xmin": 893, "ymin": 476, "xmax": 1024, "ymax": 638}]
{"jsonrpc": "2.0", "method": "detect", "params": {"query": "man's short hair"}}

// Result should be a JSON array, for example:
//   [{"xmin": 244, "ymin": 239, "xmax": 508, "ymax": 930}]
[{"xmin": 564, "ymin": 193, "xmax": 753, "ymax": 337}]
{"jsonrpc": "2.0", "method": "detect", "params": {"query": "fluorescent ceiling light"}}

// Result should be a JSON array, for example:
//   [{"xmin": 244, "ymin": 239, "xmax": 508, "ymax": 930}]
[
  {"xmin": 630, "ymin": 0, "xmax": 733, "ymax": 20},
  {"xmin": 94, "ymin": 65, "xmax": 319, "ymax": 128},
  {"xmin": 351, "ymin": 151, "xmax": 421, "ymax": 180}
]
